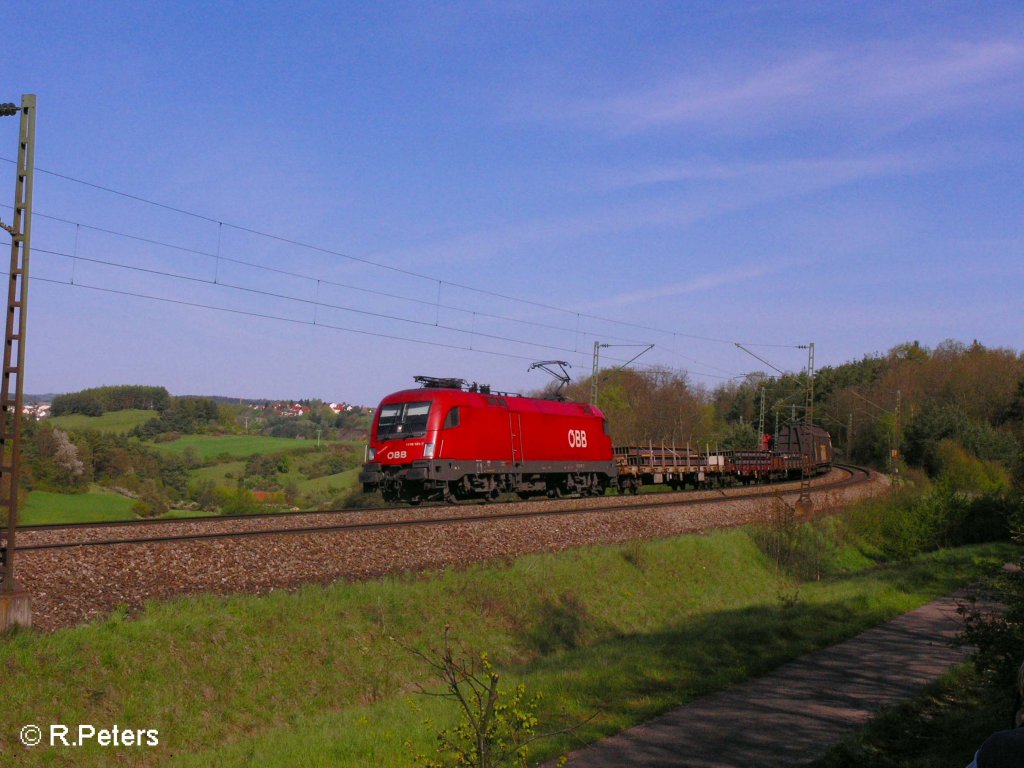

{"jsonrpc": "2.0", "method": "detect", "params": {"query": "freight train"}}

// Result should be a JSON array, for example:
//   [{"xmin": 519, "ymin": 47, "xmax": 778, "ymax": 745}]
[{"xmin": 358, "ymin": 376, "xmax": 832, "ymax": 505}]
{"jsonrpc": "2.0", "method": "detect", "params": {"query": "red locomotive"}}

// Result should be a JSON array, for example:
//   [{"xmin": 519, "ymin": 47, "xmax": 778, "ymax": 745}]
[{"xmin": 358, "ymin": 376, "xmax": 616, "ymax": 504}]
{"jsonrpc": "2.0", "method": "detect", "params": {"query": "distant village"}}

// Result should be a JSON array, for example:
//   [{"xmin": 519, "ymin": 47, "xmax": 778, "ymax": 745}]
[{"xmin": 263, "ymin": 401, "xmax": 362, "ymax": 418}]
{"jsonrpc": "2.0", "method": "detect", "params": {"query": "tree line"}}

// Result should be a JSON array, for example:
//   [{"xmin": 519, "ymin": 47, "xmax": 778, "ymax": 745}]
[
  {"xmin": 567, "ymin": 338, "xmax": 1022, "ymax": 486},
  {"xmin": 50, "ymin": 385, "xmax": 172, "ymax": 416}
]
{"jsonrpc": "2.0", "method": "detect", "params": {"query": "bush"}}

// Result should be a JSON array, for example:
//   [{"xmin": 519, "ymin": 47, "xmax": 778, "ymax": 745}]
[
  {"xmin": 752, "ymin": 499, "xmax": 839, "ymax": 580},
  {"xmin": 214, "ymin": 487, "xmax": 264, "ymax": 516},
  {"xmin": 406, "ymin": 627, "xmax": 547, "ymax": 768},
  {"xmin": 934, "ymin": 440, "xmax": 1010, "ymax": 494},
  {"xmin": 761, "ymin": 484, "xmax": 1020, "ymax": 573},
  {"xmin": 847, "ymin": 482, "xmax": 1015, "ymax": 561},
  {"xmin": 131, "ymin": 480, "xmax": 170, "ymax": 517},
  {"xmin": 957, "ymin": 544, "xmax": 1024, "ymax": 694}
]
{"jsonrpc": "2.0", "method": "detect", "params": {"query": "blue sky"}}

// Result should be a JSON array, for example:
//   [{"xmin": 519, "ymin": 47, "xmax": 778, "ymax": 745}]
[{"xmin": 4, "ymin": 1, "xmax": 1022, "ymax": 404}]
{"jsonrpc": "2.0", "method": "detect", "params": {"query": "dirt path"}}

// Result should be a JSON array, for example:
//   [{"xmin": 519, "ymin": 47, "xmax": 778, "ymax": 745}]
[{"xmin": 561, "ymin": 593, "xmax": 970, "ymax": 767}]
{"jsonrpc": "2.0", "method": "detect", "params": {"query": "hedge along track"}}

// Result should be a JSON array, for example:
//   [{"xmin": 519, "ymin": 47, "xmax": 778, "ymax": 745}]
[{"xmin": 16, "ymin": 464, "xmax": 872, "ymax": 553}]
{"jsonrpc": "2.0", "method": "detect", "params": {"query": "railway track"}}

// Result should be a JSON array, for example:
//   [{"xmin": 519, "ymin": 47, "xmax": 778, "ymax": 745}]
[
  {"xmin": 14, "ymin": 464, "xmax": 880, "ymax": 632},
  {"xmin": 17, "ymin": 464, "xmax": 871, "ymax": 552}
]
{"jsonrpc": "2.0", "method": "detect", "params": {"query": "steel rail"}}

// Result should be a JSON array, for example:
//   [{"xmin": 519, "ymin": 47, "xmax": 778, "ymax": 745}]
[
  {"xmin": 17, "ymin": 464, "xmax": 865, "ymax": 533},
  {"xmin": 16, "ymin": 465, "xmax": 870, "ymax": 553}
]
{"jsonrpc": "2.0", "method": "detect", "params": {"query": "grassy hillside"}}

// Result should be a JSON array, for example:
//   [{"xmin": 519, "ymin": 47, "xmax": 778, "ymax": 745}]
[
  {"xmin": 0, "ymin": 522, "xmax": 1014, "ymax": 767},
  {"xmin": 149, "ymin": 434, "xmax": 322, "ymax": 461},
  {"xmin": 48, "ymin": 409, "xmax": 155, "ymax": 434},
  {"xmin": 20, "ymin": 487, "xmax": 138, "ymax": 525},
  {"xmin": 295, "ymin": 467, "xmax": 361, "ymax": 495}
]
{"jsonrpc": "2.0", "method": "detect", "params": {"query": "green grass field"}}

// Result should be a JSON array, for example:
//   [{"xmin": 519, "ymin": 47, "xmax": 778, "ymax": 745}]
[
  {"xmin": 0, "ymin": 521, "xmax": 1015, "ymax": 767},
  {"xmin": 19, "ymin": 487, "xmax": 138, "ymax": 525},
  {"xmin": 48, "ymin": 409, "xmax": 156, "ymax": 434},
  {"xmin": 190, "ymin": 463, "xmax": 359, "ymax": 495},
  {"xmin": 191, "ymin": 460, "xmax": 247, "ymax": 485},
  {"xmin": 295, "ymin": 467, "xmax": 361, "ymax": 494},
  {"xmin": 149, "ymin": 434, "xmax": 323, "ymax": 461}
]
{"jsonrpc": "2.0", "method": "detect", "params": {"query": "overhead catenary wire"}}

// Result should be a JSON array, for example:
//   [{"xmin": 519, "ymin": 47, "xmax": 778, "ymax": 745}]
[
  {"xmin": 0, "ymin": 157, "xmax": 805, "ymax": 350},
  {"xmin": 0, "ymin": 162, "xmax": 813, "ymax": 390},
  {"xmin": 5, "ymin": 270, "xmax": 546, "ymax": 364},
  {"xmin": 30, "ymin": 246, "xmax": 615, "ymax": 360},
  {"xmin": 16, "ymin": 206, "xmax": 658, "ymax": 348},
  {"xmin": 9, "ymin": 199, "xmax": 755, "ymax": 380},
  {"xmin": 28, "ymin": 246, "xmax": 754, "ymax": 382}
]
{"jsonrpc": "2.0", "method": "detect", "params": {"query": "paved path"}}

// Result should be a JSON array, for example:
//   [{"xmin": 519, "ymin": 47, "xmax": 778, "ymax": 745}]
[{"xmin": 562, "ymin": 594, "xmax": 970, "ymax": 767}]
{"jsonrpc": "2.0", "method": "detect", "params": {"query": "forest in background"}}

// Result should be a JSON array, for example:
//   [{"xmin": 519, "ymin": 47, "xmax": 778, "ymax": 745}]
[{"xmin": 562, "ymin": 339, "xmax": 1022, "ymax": 491}]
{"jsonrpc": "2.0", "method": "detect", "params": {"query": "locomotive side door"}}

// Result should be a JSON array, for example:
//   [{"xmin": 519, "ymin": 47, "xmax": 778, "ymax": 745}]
[{"xmin": 509, "ymin": 412, "xmax": 523, "ymax": 466}]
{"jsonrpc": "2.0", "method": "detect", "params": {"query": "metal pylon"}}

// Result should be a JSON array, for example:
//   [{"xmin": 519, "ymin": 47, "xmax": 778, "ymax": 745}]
[
  {"xmin": 796, "ymin": 342, "xmax": 815, "ymax": 515},
  {"xmin": 0, "ymin": 95, "xmax": 36, "ymax": 592}
]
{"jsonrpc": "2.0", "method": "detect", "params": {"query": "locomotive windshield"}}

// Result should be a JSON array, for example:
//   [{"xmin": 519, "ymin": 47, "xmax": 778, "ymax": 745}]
[{"xmin": 376, "ymin": 401, "xmax": 432, "ymax": 440}]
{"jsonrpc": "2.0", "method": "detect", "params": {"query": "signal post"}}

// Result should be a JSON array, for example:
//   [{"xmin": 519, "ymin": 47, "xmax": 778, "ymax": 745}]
[{"xmin": 0, "ymin": 95, "xmax": 36, "ymax": 629}]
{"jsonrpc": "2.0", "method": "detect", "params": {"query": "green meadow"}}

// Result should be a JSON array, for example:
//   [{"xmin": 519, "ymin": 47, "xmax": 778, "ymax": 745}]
[
  {"xmin": 48, "ymin": 409, "xmax": 156, "ymax": 434},
  {"xmin": 19, "ymin": 487, "xmax": 138, "ymax": 525},
  {"xmin": 148, "ymin": 434, "xmax": 326, "ymax": 461}
]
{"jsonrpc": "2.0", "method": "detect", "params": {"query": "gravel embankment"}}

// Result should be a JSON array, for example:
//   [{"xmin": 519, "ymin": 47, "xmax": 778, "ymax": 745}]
[{"xmin": 16, "ymin": 469, "xmax": 886, "ymax": 632}]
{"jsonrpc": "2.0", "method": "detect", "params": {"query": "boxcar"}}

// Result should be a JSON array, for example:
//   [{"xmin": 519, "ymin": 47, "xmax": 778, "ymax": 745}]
[{"xmin": 772, "ymin": 424, "xmax": 833, "ymax": 474}]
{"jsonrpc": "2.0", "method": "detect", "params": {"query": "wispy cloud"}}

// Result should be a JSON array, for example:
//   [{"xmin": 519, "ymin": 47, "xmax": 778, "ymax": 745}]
[
  {"xmin": 594, "ymin": 152, "xmax": 936, "ymax": 193},
  {"xmin": 581, "ymin": 262, "xmax": 791, "ymax": 311},
  {"xmin": 378, "ymin": 144, "xmax": 937, "ymax": 282},
  {"xmin": 384, "ymin": 146, "xmax": 937, "ymax": 273},
  {"xmin": 548, "ymin": 38, "xmax": 1024, "ymax": 135}
]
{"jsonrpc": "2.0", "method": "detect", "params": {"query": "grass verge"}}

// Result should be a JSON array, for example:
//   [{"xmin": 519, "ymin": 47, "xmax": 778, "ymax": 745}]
[{"xmin": 0, "ymin": 527, "xmax": 1016, "ymax": 767}]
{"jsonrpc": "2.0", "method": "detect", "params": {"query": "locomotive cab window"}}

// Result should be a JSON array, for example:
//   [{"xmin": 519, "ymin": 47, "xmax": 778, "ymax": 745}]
[
  {"xmin": 443, "ymin": 407, "xmax": 461, "ymax": 429},
  {"xmin": 376, "ymin": 401, "xmax": 432, "ymax": 440}
]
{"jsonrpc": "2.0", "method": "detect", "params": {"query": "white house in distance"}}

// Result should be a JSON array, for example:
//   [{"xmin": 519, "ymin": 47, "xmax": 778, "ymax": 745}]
[{"xmin": 25, "ymin": 403, "xmax": 50, "ymax": 420}]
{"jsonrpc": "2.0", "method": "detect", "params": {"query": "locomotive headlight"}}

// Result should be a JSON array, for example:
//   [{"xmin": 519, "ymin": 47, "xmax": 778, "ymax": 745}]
[
  {"xmin": 423, "ymin": 443, "xmax": 435, "ymax": 459},
  {"xmin": 367, "ymin": 447, "xmax": 377, "ymax": 461}
]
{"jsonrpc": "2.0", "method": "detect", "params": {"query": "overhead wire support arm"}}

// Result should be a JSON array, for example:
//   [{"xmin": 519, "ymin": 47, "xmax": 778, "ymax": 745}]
[
  {"xmin": 613, "ymin": 343, "xmax": 656, "ymax": 372},
  {"xmin": 733, "ymin": 342, "xmax": 788, "ymax": 376},
  {"xmin": 591, "ymin": 341, "xmax": 654, "ymax": 404}
]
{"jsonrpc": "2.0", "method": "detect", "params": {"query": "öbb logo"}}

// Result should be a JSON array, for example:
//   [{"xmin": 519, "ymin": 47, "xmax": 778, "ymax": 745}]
[{"xmin": 567, "ymin": 429, "xmax": 588, "ymax": 448}]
